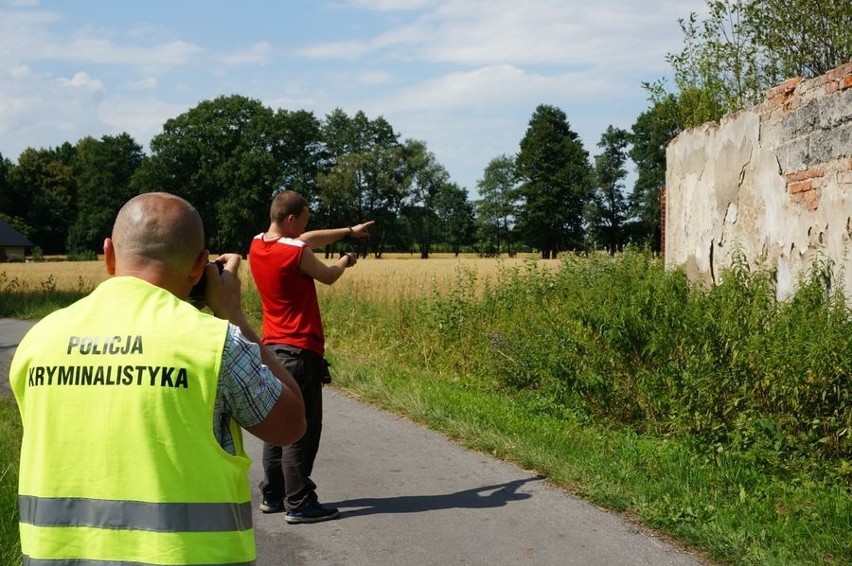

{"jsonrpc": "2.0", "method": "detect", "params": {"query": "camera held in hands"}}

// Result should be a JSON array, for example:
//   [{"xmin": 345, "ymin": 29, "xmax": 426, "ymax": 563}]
[
  {"xmin": 189, "ymin": 261, "xmax": 224, "ymax": 303},
  {"xmin": 339, "ymin": 251, "xmax": 357, "ymax": 266}
]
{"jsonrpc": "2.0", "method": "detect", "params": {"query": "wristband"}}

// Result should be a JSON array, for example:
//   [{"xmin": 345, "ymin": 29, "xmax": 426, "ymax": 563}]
[{"xmin": 346, "ymin": 226, "xmax": 353, "ymax": 239}]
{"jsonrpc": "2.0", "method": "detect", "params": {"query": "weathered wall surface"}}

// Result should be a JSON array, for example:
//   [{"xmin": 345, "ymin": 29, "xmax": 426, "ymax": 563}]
[{"xmin": 665, "ymin": 62, "xmax": 852, "ymax": 302}]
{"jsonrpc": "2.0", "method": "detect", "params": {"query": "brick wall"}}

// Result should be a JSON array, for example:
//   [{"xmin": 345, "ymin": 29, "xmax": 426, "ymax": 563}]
[{"xmin": 664, "ymin": 62, "xmax": 852, "ymax": 303}]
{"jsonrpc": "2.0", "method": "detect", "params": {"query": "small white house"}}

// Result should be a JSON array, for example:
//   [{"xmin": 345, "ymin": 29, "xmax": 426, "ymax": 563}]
[{"xmin": 0, "ymin": 219, "xmax": 33, "ymax": 262}]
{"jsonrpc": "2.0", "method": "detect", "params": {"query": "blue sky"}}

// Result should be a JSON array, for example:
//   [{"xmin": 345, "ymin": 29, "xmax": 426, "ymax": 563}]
[{"xmin": 0, "ymin": 0, "xmax": 706, "ymax": 197}]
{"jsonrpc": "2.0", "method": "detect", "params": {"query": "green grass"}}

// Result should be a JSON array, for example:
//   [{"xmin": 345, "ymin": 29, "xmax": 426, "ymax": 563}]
[
  {"xmin": 0, "ymin": 397, "xmax": 22, "ymax": 565},
  {"xmin": 1, "ymin": 249, "xmax": 849, "ymax": 565}
]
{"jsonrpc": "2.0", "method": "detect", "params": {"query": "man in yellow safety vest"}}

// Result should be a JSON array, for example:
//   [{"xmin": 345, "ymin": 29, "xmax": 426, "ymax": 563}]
[{"xmin": 10, "ymin": 192, "xmax": 306, "ymax": 564}]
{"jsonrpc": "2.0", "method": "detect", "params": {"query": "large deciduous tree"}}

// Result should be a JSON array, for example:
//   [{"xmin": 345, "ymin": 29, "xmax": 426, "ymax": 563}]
[
  {"xmin": 68, "ymin": 133, "xmax": 143, "ymax": 255},
  {"xmin": 269, "ymin": 109, "xmax": 324, "ymax": 204},
  {"xmin": 402, "ymin": 139, "xmax": 451, "ymax": 259},
  {"xmin": 435, "ymin": 182, "xmax": 476, "ymax": 256},
  {"xmin": 0, "ymin": 153, "xmax": 12, "ymax": 213},
  {"xmin": 8, "ymin": 145, "xmax": 77, "ymax": 254},
  {"xmin": 475, "ymin": 155, "xmax": 517, "ymax": 256},
  {"xmin": 588, "ymin": 126, "xmax": 630, "ymax": 255},
  {"xmin": 0, "ymin": 154, "xmax": 30, "ymax": 239},
  {"xmin": 514, "ymin": 105, "xmax": 593, "ymax": 258},
  {"xmin": 317, "ymin": 110, "xmax": 407, "ymax": 257},
  {"xmin": 133, "ymin": 95, "xmax": 290, "ymax": 252}
]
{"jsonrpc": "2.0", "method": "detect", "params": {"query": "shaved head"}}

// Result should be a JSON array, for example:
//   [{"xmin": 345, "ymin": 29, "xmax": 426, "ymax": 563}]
[{"xmin": 111, "ymin": 192, "xmax": 204, "ymax": 272}]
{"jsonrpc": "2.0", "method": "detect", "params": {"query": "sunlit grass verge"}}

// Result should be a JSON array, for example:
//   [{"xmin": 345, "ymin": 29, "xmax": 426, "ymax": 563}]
[
  {"xmin": 0, "ymin": 397, "xmax": 22, "ymax": 565},
  {"xmin": 0, "ymin": 272, "xmax": 90, "ymax": 319},
  {"xmin": 314, "ymin": 248, "xmax": 850, "ymax": 565}
]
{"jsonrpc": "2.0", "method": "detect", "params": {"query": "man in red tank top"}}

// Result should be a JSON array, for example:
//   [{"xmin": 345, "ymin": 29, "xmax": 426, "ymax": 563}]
[{"xmin": 249, "ymin": 189, "xmax": 373, "ymax": 523}]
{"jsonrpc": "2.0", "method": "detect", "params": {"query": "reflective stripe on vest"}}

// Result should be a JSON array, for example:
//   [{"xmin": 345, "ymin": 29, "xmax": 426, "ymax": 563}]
[
  {"xmin": 23, "ymin": 558, "xmax": 255, "ymax": 566},
  {"xmin": 19, "ymin": 495, "xmax": 252, "ymax": 532}
]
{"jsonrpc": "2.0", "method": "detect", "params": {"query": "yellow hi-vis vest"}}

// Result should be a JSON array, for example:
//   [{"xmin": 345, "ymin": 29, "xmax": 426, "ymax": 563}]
[{"xmin": 10, "ymin": 276, "xmax": 255, "ymax": 565}]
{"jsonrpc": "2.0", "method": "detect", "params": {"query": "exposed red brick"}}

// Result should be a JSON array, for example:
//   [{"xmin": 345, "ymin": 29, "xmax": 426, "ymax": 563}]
[
  {"xmin": 788, "ymin": 180, "xmax": 812, "ymax": 194},
  {"xmin": 763, "ymin": 94, "xmax": 785, "ymax": 111},
  {"xmin": 766, "ymin": 77, "xmax": 803, "ymax": 100},
  {"xmin": 785, "ymin": 167, "xmax": 823, "ymax": 182},
  {"xmin": 790, "ymin": 188, "xmax": 820, "ymax": 211},
  {"xmin": 841, "ymin": 75, "xmax": 852, "ymax": 91},
  {"xmin": 804, "ymin": 189, "xmax": 820, "ymax": 211},
  {"xmin": 826, "ymin": 62, "xmax": 852, "ymax": 81}
]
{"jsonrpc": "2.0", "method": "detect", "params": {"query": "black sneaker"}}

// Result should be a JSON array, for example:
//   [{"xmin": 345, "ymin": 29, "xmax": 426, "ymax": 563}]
[
  {"xmin": 284, "ymin": 501, "xmax": 340, "ymax": 524},
  {"xmin": 259, "ymin": 498, "xmax": 285, "ymax": 514}
]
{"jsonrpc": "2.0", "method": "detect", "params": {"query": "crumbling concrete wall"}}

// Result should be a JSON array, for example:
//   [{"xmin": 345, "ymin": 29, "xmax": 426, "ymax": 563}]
[{"xmin": 665, "ymin": 62, "xmax": 852, "ymax": 302}]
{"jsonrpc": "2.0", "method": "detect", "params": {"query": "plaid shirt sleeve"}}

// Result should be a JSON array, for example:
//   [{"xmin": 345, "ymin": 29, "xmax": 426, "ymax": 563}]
[{"xmin": 213, "ymin": 324, "xmax": 282, "ymax": 454}]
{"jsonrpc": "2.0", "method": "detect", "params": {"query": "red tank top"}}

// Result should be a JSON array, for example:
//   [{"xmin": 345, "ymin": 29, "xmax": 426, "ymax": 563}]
[{"xmin": 249, "ymin": 234, "xmax": 325, "ymax": 355}]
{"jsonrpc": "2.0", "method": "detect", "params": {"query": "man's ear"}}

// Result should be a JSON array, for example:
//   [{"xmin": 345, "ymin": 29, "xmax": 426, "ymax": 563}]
[
  {"xmin": 103, "ymin": 238, "xmax": 116, "ymax": 275},
  {"xmin": 190, "ymin": 249, "xmax": 210, "ymax": 286}
]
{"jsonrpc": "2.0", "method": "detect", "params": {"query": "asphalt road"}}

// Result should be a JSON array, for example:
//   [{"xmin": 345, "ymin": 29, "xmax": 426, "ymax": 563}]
[{"xmin": 2, "ymin": 318, "xmax": 705, "ymax": 565}]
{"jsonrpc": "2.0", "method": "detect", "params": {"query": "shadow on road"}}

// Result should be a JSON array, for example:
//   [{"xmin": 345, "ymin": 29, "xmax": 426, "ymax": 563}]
[{"xmin": 329, "ymin": 476, "xmax": 542, "ymax": 518}]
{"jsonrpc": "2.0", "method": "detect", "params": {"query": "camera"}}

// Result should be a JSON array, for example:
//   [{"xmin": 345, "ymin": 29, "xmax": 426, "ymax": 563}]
[
  {"xmin": 339, "ymin": 251, "xmax": 357, "ymax": 266},
  {"xmin": 189, "ymin": 261, "xmax": 224, "ymax": 302}
]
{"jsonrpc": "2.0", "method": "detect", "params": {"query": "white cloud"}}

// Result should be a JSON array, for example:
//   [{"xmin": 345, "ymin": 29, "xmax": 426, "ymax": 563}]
[
  {"xmin": 356, "ymin": 70, "xmax": 394, "ymax": 85},
  {"xmin": 298, "ymin": 39, "xmax": 372, "ymax": 60},
  {"xmin": 122, "ymin": 77, "xmax": 158, "ymax": 91},
  {"xmin": 36, "ymin": 36, "xmax": 205, "ymax": 68},
  {"xmin": 304, "ymin": 0, "xmax": 694, "ymax": 74},
  {"xmin": 7, "ymin": 63, "xmax": 37, "ymax": 79},
  {"xmin": 221, "ymin": 42, "xmax": 272, "ymax": 66},
  {"xmin": 0, "ymin": 7, "xmax": 202, "ymax": 69},
  {"xmin": 58, "ymin": 71, "xmax": 105, "ymax": 92},
  {"xmin": 370, "ymin": 65, "xmax": 611, "ymax": 113},
  {"xmin": 98, "ymin": 96, "xmax": 188, "ymax": 148}
]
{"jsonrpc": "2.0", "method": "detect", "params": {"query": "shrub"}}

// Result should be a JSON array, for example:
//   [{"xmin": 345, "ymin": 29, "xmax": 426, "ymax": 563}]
[{"xmin": 339, "ymin": 248, "xmax": 850, "ymax": 483}]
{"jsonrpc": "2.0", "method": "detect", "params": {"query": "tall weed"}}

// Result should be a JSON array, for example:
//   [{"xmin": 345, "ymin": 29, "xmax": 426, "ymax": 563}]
[{"xmin": 0, "ymin": 271, "xmax": 89, "ymax": 319}]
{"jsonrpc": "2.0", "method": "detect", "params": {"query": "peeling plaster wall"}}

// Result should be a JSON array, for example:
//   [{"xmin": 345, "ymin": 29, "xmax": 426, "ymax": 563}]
[{"xmin": 665, "ymin": 62, "xmax": 852, "ymax": 303}]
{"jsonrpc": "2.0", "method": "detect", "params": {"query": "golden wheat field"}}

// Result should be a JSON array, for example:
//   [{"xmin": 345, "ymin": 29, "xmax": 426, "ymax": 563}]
[
  {"xmin": 0, "ymin": 253, "xmax": 560, "ymax": 299},
  {"xmin": 0, "ymin": 260, "xmax": 108, "ymax": 292}
]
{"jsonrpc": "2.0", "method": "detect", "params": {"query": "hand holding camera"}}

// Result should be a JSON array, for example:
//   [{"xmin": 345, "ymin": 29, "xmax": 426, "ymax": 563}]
[
  {"xmin": 190, "ymin": 254, "xmax": 244, "ymax": 321},
  {"xmin": 340, "ymin": 251, "xmax": 358, "ymax": 268},
  {"xmin": 189, "ymin": 260, "xmax": 224, "ymax": 303}
]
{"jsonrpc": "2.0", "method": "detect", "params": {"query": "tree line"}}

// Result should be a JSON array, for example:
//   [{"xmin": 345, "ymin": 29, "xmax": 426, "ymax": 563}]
[
  {"xmin": 0, "ymin": 98, "xmax": 664, "ymax": 259},
  {"xmin": 0, "ymin": 0, "xmax": 847, "ymax": 260}
]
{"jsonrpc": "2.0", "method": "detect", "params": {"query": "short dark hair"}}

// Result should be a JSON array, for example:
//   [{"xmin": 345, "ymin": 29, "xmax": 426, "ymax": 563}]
[{"xmin": 270, "ymin": 190, "xmax": 308, "ymax": 224}]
